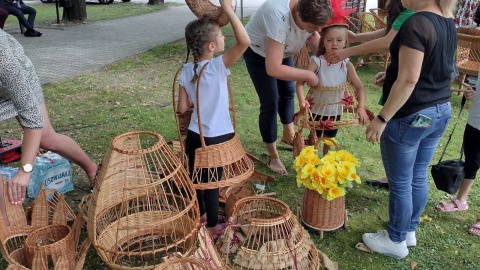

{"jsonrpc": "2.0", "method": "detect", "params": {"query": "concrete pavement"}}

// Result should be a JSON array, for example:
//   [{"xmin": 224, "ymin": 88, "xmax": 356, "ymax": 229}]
[{"xmin": 9, "ymin": 1, "xmax": 264, "ymax": 84}]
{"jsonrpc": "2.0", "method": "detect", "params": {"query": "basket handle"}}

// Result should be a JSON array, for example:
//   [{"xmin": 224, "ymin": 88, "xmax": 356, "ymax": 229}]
[
  {"xmin": 172, "ymin": 65, "xmax": 187, "ymax": 151},
  {"xmin": 195, "ymin": 62, "xmax": 237, "ymax": 149}
]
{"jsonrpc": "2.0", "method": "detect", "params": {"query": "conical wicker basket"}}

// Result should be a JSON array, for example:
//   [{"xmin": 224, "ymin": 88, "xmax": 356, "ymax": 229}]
[
  {"xmin": 306, "ymin": 81, "xmax": 360, "ymax": 130},
  {"xmin": 185, "ymin": 0, "xmax": 237, "ymax": 27},
  {"xmin": 87, "ymin": 131, "xmax": 200, "ymax": 270},
  {"xmin": 172, "ymin": 64, "xmax": 254, "ymax": 190},
  {"xmin": 216, "ymin": 196, "xmax": 320, "ymax": 269}
]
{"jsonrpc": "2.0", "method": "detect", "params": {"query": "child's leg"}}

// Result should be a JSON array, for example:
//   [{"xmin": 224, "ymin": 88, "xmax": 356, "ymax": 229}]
[{"xmin": 204, "ymin": 188, "xmax": 220, "ymax": 227}]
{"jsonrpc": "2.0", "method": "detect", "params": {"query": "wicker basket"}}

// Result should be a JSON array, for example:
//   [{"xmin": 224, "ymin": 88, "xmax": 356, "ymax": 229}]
[
  {"xmin": 24, "ymin": 224, "xmax": 75, "ymax": 269},
  {"xmin": 154, "ymin": 257, "xmax": 212, "ymax": 270},
  {"xmin": 306, "ymin": 81, "xmax": 360, "ymax": 130},
  {"xmin": 216, "ymin": 196, "xmax": 320, "ymax": 269},
  {"xmin": 302, "ymin": 188, "xmax": 346, "ymax": 238},
  {"xmin": 224, "ymin": 183, "xmax": 256, "ymax": 220},
  {"xmin": 87, "ymin": 131, "xmax": 200, "ymax": 269},
  {"xmin": 185, "ymin": 0, "xmax": 237, "ymax": 27}
]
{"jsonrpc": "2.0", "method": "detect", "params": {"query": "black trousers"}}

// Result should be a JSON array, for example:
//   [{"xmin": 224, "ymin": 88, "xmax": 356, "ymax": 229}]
[{"xmin": 186, "ymin": 130, "xmax": 232, "ymax": 227}]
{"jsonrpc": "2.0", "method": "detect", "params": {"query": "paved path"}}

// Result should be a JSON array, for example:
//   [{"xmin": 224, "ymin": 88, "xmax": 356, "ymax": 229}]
[{"xmin": 9, "ymin": 1, "xmax": 263, "ymax": 84}]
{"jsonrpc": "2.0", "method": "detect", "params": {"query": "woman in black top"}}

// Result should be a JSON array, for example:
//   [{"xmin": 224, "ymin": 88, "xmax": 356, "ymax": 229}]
[{"xmin": 362, "ymin": 0, "xmax": 457, "ymax": 259}]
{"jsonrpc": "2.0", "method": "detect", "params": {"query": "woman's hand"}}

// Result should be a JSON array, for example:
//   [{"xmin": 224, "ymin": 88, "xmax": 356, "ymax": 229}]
[
  {"xmin": 464, "ymin": 89, "xmax": 476, "ymax": 101},
  {"xmin": 373, "ymin": 72, "xmax": 386, "ymax": 87},
  {"xmin": 324, "ymin": 49, "xmax": 348, "ymax": 65},
  {"xmin": 7, "ymin": 171, "xmax": 30, "ymax": 205},
  {"xmin": 365, "ymin": 117, "xmax": 387, "ymax": 143}
]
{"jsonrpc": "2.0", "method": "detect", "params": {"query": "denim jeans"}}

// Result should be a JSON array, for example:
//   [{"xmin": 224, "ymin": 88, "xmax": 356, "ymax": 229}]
[
  {"xmin": 381, "ymin": 103, "xmax": 451, "ymax": 242},
  {"xmin": 243, "ymin": 47, "xmax": 295, "ymax": 144}
]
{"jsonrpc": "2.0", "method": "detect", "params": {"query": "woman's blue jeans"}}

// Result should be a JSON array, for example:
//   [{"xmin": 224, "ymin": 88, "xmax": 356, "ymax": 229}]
[
  {"xmin": 381, "ymin": 103, "xmax": 451, "ymax": 242},
  {"xmin": 243, "ymin": 47, "xmax": 295, "ymax": 144}
]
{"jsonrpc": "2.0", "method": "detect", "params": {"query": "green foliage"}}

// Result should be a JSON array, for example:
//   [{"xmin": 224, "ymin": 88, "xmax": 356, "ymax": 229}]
[
  {"xmin": 3, "ymin": 2, "xmax": 170, "ymax": 29},
  {"xmin": 1, "ymin": 16, "xmax": 479, "ymax": 270}
]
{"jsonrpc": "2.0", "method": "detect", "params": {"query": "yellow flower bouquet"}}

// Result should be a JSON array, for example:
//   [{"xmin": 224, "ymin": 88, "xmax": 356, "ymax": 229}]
[{"xmin": 293, "ymin": 145, "xmax": 361, "ymax": 201}]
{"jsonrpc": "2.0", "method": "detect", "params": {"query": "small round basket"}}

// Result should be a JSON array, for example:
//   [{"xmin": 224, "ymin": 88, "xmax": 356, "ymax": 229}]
[
  {"xmin": 24, "ymin": 224, "xmax": 75, "ymax": 269},
  {"xmin": 185, "ymin": 0, "xmax": 237, "ymax": 27}
]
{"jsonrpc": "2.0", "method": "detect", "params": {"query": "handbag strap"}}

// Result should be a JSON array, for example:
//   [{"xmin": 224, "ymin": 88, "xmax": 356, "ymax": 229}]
[{"xmin": 437, "ymin": 96, "xmax": 466, "ymax": 162}]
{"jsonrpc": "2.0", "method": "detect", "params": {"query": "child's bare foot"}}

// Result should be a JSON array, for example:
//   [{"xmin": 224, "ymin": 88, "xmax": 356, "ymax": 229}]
[{"xmin": 468, "ymin": 218, "xmax": 480, "ymax": 237}]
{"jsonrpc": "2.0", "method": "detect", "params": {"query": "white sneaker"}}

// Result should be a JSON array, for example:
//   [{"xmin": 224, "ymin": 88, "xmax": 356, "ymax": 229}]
[
  {"xmin": 406, "ymin": 231, "xmax": 416, "ymax": 247},
  {"xmin": 363, "ymin": 231, "xmax": 409, "ymax": 259},
  {"xmin": 376, "ymin": 230, "xmax": 416, "ymax": 247}
]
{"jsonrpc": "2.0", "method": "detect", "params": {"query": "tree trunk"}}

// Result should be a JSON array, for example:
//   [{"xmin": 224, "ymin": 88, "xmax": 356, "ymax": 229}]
[
  {"xmin": 62, "ymin": 0, "xmax": 87, "ymax": 22},
  {"xmin": 147, "ymin": 0, "xmax": 164, "ymax": 5}
]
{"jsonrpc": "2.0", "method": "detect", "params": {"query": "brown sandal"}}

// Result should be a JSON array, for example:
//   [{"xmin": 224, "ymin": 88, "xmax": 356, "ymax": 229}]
[
  {"xmin": 266, "ymin": 153, "xmax": 288, "ymax": 175},
  {"xmin": 280, "ymin": 131, "xmax": 295, "ymax": 148}
]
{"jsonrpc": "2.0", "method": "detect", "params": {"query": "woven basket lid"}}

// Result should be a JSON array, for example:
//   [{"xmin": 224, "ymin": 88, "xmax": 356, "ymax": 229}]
[
  {"xmin": 185, "ymin": 0, "xmax": 237, "ymax": 27},
  {"xmin": 87, "ymin": 131, "xmax": 200, "ymax": 269}
]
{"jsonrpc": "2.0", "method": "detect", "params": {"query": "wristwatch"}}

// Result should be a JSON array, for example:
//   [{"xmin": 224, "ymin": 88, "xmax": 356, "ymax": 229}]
[{"xmin": 21, "ymin": 163, "xmax": 33, "ymax": 173}]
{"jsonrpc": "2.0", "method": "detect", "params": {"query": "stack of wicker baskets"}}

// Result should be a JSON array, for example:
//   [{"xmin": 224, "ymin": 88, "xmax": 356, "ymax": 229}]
[
  {"xmin": 216, "ymin": 196, "xmax": 321, "ymax": 269},
  {"xmin": 87, "ymin": 131, "xmax": 200, "ymax": 269},
  {"xmin": 0, "ymin": 181, "xmax": 90, "ymax": 270}
]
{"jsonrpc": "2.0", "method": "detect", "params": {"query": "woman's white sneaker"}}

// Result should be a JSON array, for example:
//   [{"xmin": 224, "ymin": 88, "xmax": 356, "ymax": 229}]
[
  {"xmin": 363, "ymin": 230, "xmax": 409, "ymax": 259},
  {"xmin": 406, "ymin": 231, "xmax": 416, "ymax": 247}
]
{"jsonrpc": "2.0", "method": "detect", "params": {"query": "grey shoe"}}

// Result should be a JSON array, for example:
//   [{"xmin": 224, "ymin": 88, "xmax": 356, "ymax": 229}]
[{"xmin": 363, "ymin": 230, "xmax": 409, "ymax": 259}]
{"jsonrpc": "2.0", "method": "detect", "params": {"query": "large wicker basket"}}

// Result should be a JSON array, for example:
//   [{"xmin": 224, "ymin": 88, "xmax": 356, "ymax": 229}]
[
  {"xmin": 172, "ymin": 63, "xmax": 254, "ymax": 190},
  {"xmin": 87, "ymin": 131, "xmax": 200, "ymax": 270},
  {"xmin": 185, "ymin": 0, "xmax": 237, "ymax": 27},
  {"xmin": 217, "ymin": 196, "xmax": 320, "ymax": 269},
  {"xmin": 154, "ymin": 257, "xmax": 212, "ymax": 270},
  {"xmin": 302, "ymin": 188, "xmax": 346, "ymax": 239}
]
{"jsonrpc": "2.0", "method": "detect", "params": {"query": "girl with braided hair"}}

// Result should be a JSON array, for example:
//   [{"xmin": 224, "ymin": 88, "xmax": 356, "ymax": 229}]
[{"xmin": 177, "ymin": 0, "xmax": 250, "ymax": 239}]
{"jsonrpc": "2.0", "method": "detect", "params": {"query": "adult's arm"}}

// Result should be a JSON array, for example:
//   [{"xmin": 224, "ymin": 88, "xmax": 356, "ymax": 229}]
[
  {"xmin": 8, "ymin": 127, "xmax": 41, "ymax": 205},
  {"xmin": 265, "ymin": 38, "xmax": 318, "ymax": 87},
  {"xmin": 325, "ymin": 29, "xmax": 398, "ymax": 64},
  {"xmin": 365, "ymin": 45, "xmax": 424, "ymax": 142}
]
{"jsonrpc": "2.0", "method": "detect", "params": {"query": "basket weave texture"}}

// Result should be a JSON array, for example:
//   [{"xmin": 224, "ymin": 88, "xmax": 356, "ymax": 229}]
[
  {"xmin": 87, "ymin": 131, "xmax": 200, "ymax": 270},
  {"xmin": 0, "ymin": 180, "xmax": 90, "ymax": 270},
  {"xmin": 24, "ymin": 224, "xmax": 75, "ymax": 269},
  {"xmin": 154, "ymin": 257, "xmax": 212, "ymax": 270},
  {"xmin": 224, "ymin": 183, "xmax": 256, "ymax": 220},
  {"xmin": 185, "ymin": 0, "xmax": 236, "ymax": 27},
  {"xmin": 302, "ymin": 188, "xmax": 345, "ymax": 231},
  {"xmin": 305, "ymin": 81, "xmax": 360, "ymax": 130},
  {"xmin": 216, "ymin": 196, "xmax": 321, "ymax": 269},
  {"xmin": 172, "ymin": 64, "xmax": 254, "ymax": 190},
  {"xmin": 456, "ymin": 33, "xmax": 480, "ymax": 79}
]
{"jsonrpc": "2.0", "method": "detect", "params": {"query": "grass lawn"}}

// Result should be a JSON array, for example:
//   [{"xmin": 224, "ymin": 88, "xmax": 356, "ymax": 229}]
[
  {"xmin": 2, "ymin": 1, "xmax": 172, "ymax": 31},
  {"xmin": 1, "ymin": 16, "xmax": 479, "ymax": 269}
]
